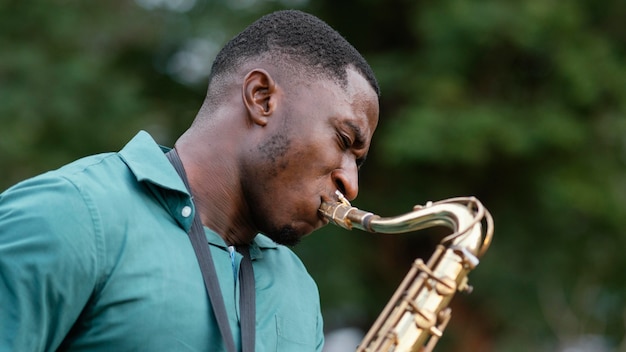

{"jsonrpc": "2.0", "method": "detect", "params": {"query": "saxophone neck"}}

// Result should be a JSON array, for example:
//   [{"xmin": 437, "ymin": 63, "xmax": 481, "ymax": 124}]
[{"xmin": 319, "ymin": 196, "xmax": 494, "ymax": 259}]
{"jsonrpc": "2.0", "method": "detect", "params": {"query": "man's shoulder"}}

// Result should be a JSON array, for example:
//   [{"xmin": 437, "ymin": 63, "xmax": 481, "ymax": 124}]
[
  {"xmin": 49, "ymin": 130, "xmax": 172, "ymax": 196},
  {"xmin": 1, "ymin": 151, "xmax": 117, "ymax": 204},
  {"xmin": 1, "ymin": 131, "xmax": 166, "ymax": 214}
]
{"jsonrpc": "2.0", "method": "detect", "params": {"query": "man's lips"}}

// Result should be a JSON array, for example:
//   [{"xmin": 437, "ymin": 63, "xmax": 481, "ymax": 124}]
[
  {"xmin": 316, "ymin": 196, "xmax": 333, "ymax": 227},
  {"xmin": 318, "ymin": 213, "xmax": 329, "ymax": 226}
]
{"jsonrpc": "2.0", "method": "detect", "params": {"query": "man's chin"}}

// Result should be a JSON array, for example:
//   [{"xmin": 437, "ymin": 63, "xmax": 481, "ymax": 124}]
[
  {"xmin": 263, "ymin": 217, "xmax": 326, "ymax": 246},
  {"xmin": 264, "ymin": 225, "xmax": 302, "ymax": 247}
]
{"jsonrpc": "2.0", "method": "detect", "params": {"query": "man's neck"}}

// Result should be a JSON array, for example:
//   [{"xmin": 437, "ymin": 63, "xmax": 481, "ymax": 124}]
[{"xmin": 174, "ymin": 133, "xmax": 257, "ymax": 246}]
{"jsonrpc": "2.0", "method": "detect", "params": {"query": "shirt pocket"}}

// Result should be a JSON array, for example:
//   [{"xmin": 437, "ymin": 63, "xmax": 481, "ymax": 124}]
[{"xmin": 275, "ymin": 314, "xmax": 317, "ymax": 351}]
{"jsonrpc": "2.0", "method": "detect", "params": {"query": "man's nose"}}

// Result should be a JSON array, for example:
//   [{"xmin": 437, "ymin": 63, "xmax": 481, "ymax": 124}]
[{"xmin": 331, "ymin": 157, "xmax": 359, "ymax": 201}]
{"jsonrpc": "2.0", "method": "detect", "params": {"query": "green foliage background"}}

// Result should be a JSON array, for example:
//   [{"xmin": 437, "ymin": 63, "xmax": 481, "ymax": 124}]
[{"xmin": 2, "ymin": 0, "xmax": 625, "ymax": 350}]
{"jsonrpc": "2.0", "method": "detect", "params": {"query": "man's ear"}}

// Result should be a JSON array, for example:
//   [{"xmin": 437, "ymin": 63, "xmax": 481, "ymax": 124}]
[{"xmin": 242, "ymin": 69, "xmax": 277, "ymax": 127}]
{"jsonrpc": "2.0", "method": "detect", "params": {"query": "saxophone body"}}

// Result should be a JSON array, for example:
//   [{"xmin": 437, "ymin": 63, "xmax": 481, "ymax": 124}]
[{"xmin": 319, "ymin": 194, "xmax": 494, "ymax": 352}]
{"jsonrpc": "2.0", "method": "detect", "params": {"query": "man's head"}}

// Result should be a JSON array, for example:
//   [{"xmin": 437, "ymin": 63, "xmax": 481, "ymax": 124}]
[
  {"xmin": 181, "ymin": 10, "xmax": 380, "ymax": 247},
  {"xmin": 207, "ymin": 10, "xmax": 380, "ymax": 101}
]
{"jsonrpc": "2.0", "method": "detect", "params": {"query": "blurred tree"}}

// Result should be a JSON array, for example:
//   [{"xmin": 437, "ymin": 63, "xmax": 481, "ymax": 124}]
[
  {"xmin": 1, "ymin": 0, "xmax": 625, "ymax": 350},
  {"xmin": 0, "ymin": 0, "xmax": 202, "ymax": 186}
]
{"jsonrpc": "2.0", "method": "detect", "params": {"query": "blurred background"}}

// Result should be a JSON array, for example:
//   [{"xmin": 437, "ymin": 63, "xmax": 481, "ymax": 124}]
[{"xmin": 1, "ymin": 0, "xmax": 625, "ymax": 350}]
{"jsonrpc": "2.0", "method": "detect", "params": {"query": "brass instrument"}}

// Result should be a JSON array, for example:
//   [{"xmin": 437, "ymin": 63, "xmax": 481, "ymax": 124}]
[{"xmin": 319, "ymin": 191, "xmax": 494, "ymax": 352}]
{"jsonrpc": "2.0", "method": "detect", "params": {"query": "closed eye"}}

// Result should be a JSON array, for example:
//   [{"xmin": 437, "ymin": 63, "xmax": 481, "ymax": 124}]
[
  {"xmin": 337, "ymin": 131, "xmax": 367, "ymax": 169},
  {"xmin": 339, "ymin": 133, "xmax": 352, "ymax": 149}
]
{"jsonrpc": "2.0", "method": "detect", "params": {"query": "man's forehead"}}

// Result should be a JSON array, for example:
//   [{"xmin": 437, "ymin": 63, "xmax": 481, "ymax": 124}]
[
  {"xmin": 344, "ymin": 67, "xmax": 378, "ymax": 97},
  {"xmin": 347, "ymin": 69, "xmax": 379, "ymax": 123}
]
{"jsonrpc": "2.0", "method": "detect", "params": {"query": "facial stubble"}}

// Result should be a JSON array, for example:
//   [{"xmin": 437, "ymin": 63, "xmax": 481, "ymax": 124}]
[{"xmin": 249, "ymin": 131, "xmax": 303, "ymax": 247}]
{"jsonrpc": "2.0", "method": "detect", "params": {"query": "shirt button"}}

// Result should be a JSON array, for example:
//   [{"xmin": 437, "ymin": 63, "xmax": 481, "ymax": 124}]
[{"xmin": 181, "ymin": 206, "xmax": 192, "ymax": 218}]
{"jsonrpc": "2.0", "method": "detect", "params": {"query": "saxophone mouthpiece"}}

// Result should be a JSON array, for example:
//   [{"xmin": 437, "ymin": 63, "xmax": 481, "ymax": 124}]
[
  {"xmin": 318, "ymin": 190, "xmax": 357, "ymax": 230},
  {"xmin": 319, "ymin": 190, "xmax": 378, "ymax": 231},
  {"xmin": 335, "ymin": 190, "xmax": 351, "ymax": 206}
]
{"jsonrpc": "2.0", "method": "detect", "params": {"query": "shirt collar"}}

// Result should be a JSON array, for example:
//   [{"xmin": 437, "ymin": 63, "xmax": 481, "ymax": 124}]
[
  {"xmin": 205, "ymin": 229, "xmax": 278, "ymax": 259},
  {"xmin": 118, "ymin": 130, "xmax": 188, "ymax": 196},
  {"xmin": 205, "ymin": 232, "xmax": 277, "ymax": 249}
]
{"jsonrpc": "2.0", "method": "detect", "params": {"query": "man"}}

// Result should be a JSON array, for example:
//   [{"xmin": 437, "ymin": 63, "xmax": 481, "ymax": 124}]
[{"xmin": 0, "ymin": 9, "xmax": 380, "ymax": 352}]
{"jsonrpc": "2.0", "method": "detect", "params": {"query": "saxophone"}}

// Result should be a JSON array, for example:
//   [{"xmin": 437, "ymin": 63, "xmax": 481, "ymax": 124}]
[{"xmin": 319, "ymin": 191, "xmax": 494, "ymax": 352}]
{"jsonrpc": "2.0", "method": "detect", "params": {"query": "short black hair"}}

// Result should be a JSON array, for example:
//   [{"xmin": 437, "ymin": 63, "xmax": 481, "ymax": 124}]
[{"xmin": 208, "ymin": 10, "xmax": 380, "ymax": 96}]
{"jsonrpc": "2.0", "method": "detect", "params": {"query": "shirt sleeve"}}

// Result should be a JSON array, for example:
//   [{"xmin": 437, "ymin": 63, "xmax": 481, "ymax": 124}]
[{"xmin": 0, "ymin": 174, "xmax": 100, "ymax": 351}]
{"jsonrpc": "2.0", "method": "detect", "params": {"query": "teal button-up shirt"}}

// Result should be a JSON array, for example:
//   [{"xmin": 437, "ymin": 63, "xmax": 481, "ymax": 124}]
[{"xmin": 0, "ymin": 131, "xmax": 324, "ymax": 351}]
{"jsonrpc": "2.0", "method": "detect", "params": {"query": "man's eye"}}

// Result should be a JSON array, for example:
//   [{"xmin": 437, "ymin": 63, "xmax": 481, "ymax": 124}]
[{"xmin": 340, "ymin": 134, "xmax": 352, "ymax": 149}]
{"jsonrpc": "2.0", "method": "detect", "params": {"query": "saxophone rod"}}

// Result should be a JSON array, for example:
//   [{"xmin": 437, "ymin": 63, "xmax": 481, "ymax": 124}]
[{"xmin": 319, "ymin": 191, "xmax": 493, "ymax": 258}]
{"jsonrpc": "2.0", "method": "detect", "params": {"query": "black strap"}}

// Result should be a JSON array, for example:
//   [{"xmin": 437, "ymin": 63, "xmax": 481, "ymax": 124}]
[
  {"xmin": 238, "ymin": 245, "xmax": 256, "ymax": 352},
  {"xmin": 166, "ymin": 149, "xmax": 249, "ymax": 352}
]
